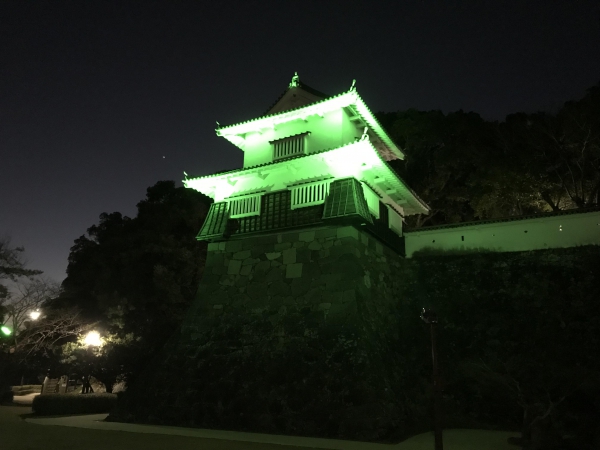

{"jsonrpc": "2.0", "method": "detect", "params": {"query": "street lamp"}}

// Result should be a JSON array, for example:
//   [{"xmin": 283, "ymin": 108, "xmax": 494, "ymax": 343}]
[
  {"xmin": 83, "ymin": 330, "xmax": 102, "ymax": 347},
  {"xmin": 1, "ymin": 325, "xmax": 12, "ymax": 336},
  {"xmin": 421, "ymin": 308, "xmax": 443, "ymax": 450},
  {"xmin": 29, "ymin": 310, "xmax": 41, "ymax": 321},
  {"xmin": 81, "ymin": 330, "xmax": 103, "ymax": 394}
]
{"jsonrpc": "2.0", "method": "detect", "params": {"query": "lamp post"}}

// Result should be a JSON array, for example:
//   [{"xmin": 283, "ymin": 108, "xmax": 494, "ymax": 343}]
[
  {"xmin": 421, "ymin": 308, "xmax": 443, "ymax": 450},
  {"xmin": 81, "ymin": 330, "xmax": 102, "ymax": 394}
]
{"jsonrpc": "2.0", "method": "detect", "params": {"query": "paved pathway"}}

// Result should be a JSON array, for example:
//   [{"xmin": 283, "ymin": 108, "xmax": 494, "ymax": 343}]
[
  {"xmin": 24, "ymin": 413, "xmax": 517, "ymax": 450},
  {"xmin": 12, "ymin": 393, "xmax": 39, "ymax": 405}
]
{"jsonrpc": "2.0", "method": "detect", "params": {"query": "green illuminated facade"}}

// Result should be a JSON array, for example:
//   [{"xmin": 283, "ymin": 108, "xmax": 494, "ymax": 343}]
[{"xmin": 185, "ymin": 74, "xmax": 428, "ymax": 247}]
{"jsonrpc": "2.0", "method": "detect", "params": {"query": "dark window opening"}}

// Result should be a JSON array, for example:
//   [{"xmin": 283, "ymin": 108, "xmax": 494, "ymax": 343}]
[{"xmin": 379, "ymin": 201, "xmax": 389, "ymax": 226}]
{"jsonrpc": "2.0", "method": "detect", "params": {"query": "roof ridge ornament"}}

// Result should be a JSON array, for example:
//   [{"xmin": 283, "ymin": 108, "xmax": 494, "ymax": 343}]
[
  {"xmin": 350, "ymin": 79, "xmax": 356, "ymax": 91},
  {"xmin": 289, "ymin": 72, "xmax": 300, "ymax": 88},
  {"xmin": 361, "ymin": 126, "xmax": 369, "ymax": 141}
]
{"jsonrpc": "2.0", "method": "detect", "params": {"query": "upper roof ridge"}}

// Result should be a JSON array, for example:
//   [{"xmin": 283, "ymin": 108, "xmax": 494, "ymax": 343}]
[{"xmin": 262, "ymin": 72, "xmax": 330, "ymax": 115}]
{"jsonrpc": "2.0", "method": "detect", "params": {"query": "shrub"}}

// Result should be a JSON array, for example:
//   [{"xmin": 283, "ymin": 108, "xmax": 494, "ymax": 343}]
[
  {"xmin": 32, "ymin": 393, "xmax": 117, "ymax": 415},
  {"xmin": 1, "ymin": 387, "xmax": 14, "ymax": 404}
]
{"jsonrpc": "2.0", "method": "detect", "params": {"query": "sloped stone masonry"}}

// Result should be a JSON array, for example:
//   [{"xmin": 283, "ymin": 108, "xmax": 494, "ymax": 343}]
[{"xmin": 110, "ymin": 225, "xmax": 412, "ymax": 441}]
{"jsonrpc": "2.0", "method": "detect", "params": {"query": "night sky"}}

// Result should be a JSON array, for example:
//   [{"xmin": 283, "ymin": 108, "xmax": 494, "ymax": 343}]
[{"xmin": 1, "ymin": 1, "xmax": 599, "ymax": 282}]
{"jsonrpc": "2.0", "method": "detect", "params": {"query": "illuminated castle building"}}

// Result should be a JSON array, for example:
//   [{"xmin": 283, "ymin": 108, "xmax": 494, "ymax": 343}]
[
  {"xmin": 185, "ymin": 73, "xmax": 428, "ymax": 250},
  {"xmin": 112, "ymin": 74, "xmax": 600, "ymax": 440}
]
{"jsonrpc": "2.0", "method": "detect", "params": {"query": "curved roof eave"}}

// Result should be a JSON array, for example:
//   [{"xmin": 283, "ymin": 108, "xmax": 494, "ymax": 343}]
[{"xmin": 216, "ymin": 88, "xmax": 405, "ymax": 160}]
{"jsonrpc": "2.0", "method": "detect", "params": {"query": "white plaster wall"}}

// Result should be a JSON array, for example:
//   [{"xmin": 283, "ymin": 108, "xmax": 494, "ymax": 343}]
[
  {"xmin": 404, "ymin": 211, "xmax": 600, "ymax": 257},
  {"xmin": 242, "ymin": 109, "xmax": 362, "ymax": 168}
]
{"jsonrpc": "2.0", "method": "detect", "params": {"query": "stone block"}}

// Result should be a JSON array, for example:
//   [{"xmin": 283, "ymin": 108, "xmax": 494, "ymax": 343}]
[
  {"xmin": 286, "ymin": 263, "xmax": 303, "ymax": 279},
  {"xmin": 282, "ymin": 247, "xmax": 296, "ymax": 264},
  {"xmin": 293, "ymin": 241, "xmax": 305, "ymax": 248},
  {"xmin": 207, "ymin": 242, "xmax": 220, "ymax": 251},
  {"xmin": 240, "ymin": 265, "xmax": 253, "ymax": 276},
  {"xmin": 300, "ymin": 261, "xmax": 321, "ymax": 280},
  {"xmin": 274, "ymin": 242, "xmax": 292, "ymax": 251},
  {"xmin": 235, "ymin": 276, "xmax": 249, "ymax": 287},
  {"xmin": 281, "ymin": 232, "xmax": 299, "ymax": 243},
  {"xmin": 290, "ymin": 277, "xmax": 310, "ymax": 297},
  {"xmin": 337, "ymin": 226, "xmax": 359, "ymax": 240},
  {"xmin": 295, "ymin": 248, "xmax": 311, "ymax": 263},
  {"xmin": 251, "ymin": 244, "xmax": 271, "ymax": 258},
  {"xmin": 206, "ymin": 252, "xmax": 224, "ymax": 266},
  {"xmin": 318, "ymin": 302, "xmax": 332, "ymax": 311},
  {"xmin": 319, "ymin": 248, "xmax": 330, "ymax": 258},
  {"xmin": 360, "ymin": 233, "xmax": 369, "ymax": 247},
  {"xmin": 268, "ymin": 281, "xmax": 290, "ymax": 297},
  {"xmin": 242, "ymin": 257, "xmax": 260, "ymax": 266},
  {"xmin": 315, "ymin": 228, "xmax": 337, "ymax": 239},
  {"xmin": 256, "ymin": 235, "xmax": 278, "ymax": 245},
  {"xmin": 266, "ymin": 252, "xmax": 282, "ymax": 260},
  {"xmin": 246, "ymin": 282, "xmax": 268, "ymax": 300},
  {"xmin": 218, "ymin": 242, "xmax": 226, "ymax": 251},
  {"xmin": 299, "ymin": 231, "xmax": 315, "ymax": 242},
  {"xmin": 330, "ymin": 244, "xmax": 361, "ymax": 259},
  {"xmin": 219, "ymin": 275, "xmax": 235, "ymax": 286},
  {"xmin": 302, "ymin": 290, "xmax": 323, "ymax": 306},
  {"xmin": 228, "ymin": 260, "xmax": 242, "ymax": 275},
  {"xmin": 307, "ymin": 241, "xmax": 322, "ymax": 250},
  {"xmin": 265, "ymin": 266, "xmax": 285, "ymax": 282},
  {"xmin": 233, "ymin": 250, "xmax": 251, "ymax": 260},
  {"xmin": 225, "ymin": 240, "xmax": 243, "ymax": 253},
  {"xmin": 213, "ymin": 304, "xmax": 223, "ymax": 310},
  {"xmin": 254, "ymin": 260, "xmax": 271, "ymax": 274}
]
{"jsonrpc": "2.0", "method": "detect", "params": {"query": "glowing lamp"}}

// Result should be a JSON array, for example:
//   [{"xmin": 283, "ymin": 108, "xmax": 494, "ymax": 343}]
[
  {"xmin": 1, "ymin": 325, "xmax": 12, "ymax": 336},
  {"xmin": 83, "ymin": 331, "xmax": 102, "ymax": 347}
]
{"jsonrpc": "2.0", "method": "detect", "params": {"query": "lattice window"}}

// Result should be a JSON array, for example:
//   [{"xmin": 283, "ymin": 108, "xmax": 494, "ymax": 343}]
[
  {"xmin": 271, "ymin": 132, "xmax": 309, "ymax": 160},
  {"xmin": 227, "ymin": 193, "xmax": 262, "ymax": 218},
  {"xmin": 290, "ymin": 180, "xmax": 331, "ymax": 210}
]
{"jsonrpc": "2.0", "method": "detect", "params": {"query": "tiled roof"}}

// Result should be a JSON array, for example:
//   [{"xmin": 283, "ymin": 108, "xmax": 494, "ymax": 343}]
[
  {"xmin": 216, "ymin": 89, "xmax": 351, "ymax": 132},
  {"xmin": 263, "ymin": 81, "xmax": 329, "ymax": 115}
]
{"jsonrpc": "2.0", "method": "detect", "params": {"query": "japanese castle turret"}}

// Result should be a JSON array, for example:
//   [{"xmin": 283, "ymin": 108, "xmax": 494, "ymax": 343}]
[
  {"xmin": 185, "ymin": 73, "xmax": 428, "ymax": 248},
  {"xmin": 110, "ymin": 75, "xmax": 429, "ymax": 441}
]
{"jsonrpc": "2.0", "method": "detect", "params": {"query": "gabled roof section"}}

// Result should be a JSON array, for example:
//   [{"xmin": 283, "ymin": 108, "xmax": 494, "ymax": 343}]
[
  {"xmin": 216, "ymin": 76, "xmax": 405, "ymax": 160},
  {"xmin": 264, "ymin": 73, "xmax": 329, "ymax": 115}
]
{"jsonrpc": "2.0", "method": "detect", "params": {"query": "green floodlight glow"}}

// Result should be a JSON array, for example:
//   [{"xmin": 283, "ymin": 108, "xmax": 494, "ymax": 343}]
[{"xmin": 1, "ymin": 325, "xmax": 12, "ymax": 336}]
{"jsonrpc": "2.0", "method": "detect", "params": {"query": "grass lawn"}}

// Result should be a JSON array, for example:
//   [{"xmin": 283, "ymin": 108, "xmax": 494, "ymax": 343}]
[{"xmin": 0, "ymin": 404, "xmax": 519, "ymax": 450}]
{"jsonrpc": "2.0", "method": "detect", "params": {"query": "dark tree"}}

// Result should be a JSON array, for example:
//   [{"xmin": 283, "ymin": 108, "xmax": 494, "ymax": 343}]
[{"xmin": 55, "ymin": 181, "xmax": 211, "ymax": 381}]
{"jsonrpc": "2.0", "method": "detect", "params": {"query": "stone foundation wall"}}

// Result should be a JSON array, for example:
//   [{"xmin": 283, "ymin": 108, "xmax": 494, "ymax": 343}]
[{"xmin": 111, "ymin": 225, "xmax": 416, "ymax": 441}]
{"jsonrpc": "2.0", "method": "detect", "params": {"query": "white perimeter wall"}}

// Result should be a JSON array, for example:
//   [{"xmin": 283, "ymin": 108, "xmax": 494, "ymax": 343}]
[{"xmin": 404, "ymin": 211, "xmax": 600, "ymax": 257}]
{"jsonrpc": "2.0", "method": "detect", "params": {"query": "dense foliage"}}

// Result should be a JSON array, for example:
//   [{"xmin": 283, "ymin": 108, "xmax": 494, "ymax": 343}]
[
  {"xmin": 53, "ymin": 181, "xmax": 211, "ymax": 384},
  {"xmin": 402, "ymin": 247, "xmax": 600, "ymax": 449},
  {"xmin": 378, "ymin": 82, "xmax": 600, "ymax": 227}
]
